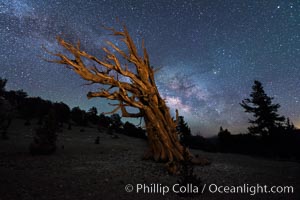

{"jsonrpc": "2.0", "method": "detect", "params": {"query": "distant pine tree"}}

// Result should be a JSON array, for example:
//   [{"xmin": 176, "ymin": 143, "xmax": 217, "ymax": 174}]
[
  {"xmin": 71, "ymin": 107, "xmax": 87, "ymax": 126},
  {"xmin": 0, "ymin": 78, "xmax": 7, "ymax": 96},
  {"xmin": 87, "ymin": 106, "xmax": 99, "ymax": 124},
  {"xmin": 110, "ymin": 113, "xmax": 123, "ymax": 131},
  {"xmin": 88, "ymin": 107, "xmax": 98, "ymax": 116},
  {"xmin": 284, "ymin": 117, "xmax": 295, "ymax": 131},
  {"xmin": 218, "ymin": 126, "xmax": 231, "ymax": 138},
  {"xmin": 98, "ymin": 113, "xmax": 111, "ymax": 129},
  {"xmin": 177, "ymin": 116, "xmax": 192, "ymax": 146},
  {"xmin": 240, "ymin": 80, "xmax": 285, "ymax": 137}
]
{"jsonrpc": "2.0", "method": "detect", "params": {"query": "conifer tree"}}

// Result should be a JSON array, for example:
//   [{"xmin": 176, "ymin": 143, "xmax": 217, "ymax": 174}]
[
  {"xmin": 240, "ymin": 80, "xmax": 285, "ymax": 137},
  {"xmin": 177, "ymin": 116, "xmax": 191, "ymax": 137},
  {"xmin": 177, "ymin": 116, "xmax": 191, "ymax": 146},
  {"xmin": 0, "ymin": 78, "xmax": 7, "ymax": 96},
  {"xmin": 218, "ymin": 126, "xmax": 231, "ymax": 138}
]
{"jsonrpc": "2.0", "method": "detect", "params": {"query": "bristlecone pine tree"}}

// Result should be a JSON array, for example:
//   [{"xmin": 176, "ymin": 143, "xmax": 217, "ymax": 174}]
[
  {"xmin": 240, "ymin": 80, "xmax": 285, "ymax": 137},
  {"xmin": 46, "ymin": 25, "xmax": 200, "ymax": 172}
]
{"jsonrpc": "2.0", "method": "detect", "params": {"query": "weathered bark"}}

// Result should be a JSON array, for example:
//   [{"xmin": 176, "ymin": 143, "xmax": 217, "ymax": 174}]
[{"xmin": 45, "ymin": 25, "xmax": 186, "ymax": 167}]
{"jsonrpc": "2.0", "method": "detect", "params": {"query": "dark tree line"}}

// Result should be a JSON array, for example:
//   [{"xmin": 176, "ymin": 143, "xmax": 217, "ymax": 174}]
[
  {"xmin": 0, "ymin": 78, "xmax": 147, "ymax": 138},
  {"xmin": 1, "ymin": 77, "xmax": 149, "ymax": 155},
  {"xmin": 1, "ymin": 78, "xmax": 90, "ymax": 127}
]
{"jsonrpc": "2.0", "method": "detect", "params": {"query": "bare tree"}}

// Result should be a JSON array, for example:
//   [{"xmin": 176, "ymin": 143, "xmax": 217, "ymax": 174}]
[{"xmin": 46, "ymin": 26, "xmax": 203, "ymax": 172}]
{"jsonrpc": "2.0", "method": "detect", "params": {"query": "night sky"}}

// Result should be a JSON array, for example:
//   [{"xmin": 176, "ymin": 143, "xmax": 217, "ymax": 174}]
[{"xmin": 1, "ymin": 0, "xmax": 299, "ymax": 136}]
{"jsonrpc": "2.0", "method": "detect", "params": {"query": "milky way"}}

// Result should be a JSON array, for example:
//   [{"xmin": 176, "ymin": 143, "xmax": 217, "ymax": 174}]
[{"xmin": 1, "ymin": 0, "xmax": 299, "ymax": 136}]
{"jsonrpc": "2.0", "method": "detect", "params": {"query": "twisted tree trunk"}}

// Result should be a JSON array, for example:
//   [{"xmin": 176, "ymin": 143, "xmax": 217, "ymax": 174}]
[
  {"xmin": 45, "ymin": 25, "xmax": 189, "ymax": 170},
  {"xmin": 142, "ymin": 95, "xmax": 184, "ymax": 162}
]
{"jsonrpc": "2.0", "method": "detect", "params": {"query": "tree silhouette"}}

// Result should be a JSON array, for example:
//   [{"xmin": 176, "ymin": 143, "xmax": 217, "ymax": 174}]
[
  {"xmin": 0, "ymin": 78, "xmax": 7, "ymax": 96},
  {"xmin": 0, "ymin": 78, "xmax": 12, "ymax": 139},
  {"xmin": 284, "ymin": 117, "xmax": 295, "ymax": 132},
  {"xmin": 71, "ymin": 107, "xmax": 87, "ymax": 126},
  {"xmin": 53, "ymin": 102, "xmax": 71, "ymax": 125},
  {"xmin": 177, "ymin": 116, "xmax": 191, "ymax": 146},
  {"xmin": 123, "ymin": 121, "xmax": 146, "ymax": 139},
  {"xmin": 240, "ymin": 80, "xmax": 285, "ymax": 137},
  {"xmin": 20, "ymin": 97, "xmax": 45, "ymax": 125},
  {"xmin": 87, "ymin": 106, "xmax": 99, "ymax": 124},
  {"xmin": 46, "ymin": 25, "xmax": 186, "ymax": 167},
  {"xmin": 4, "ymin": 90, "xmax": 28, "ymax": 107},
  {"xmin": 88, "ymin": 107, "xmax": 98, "ymax": 116},
  {"xmin": 218, "ymin": 126, "xmax": 231, "ymax": 138},
  {"xmin": 110, "ymin": 113, "xmax": 123, "ymax": 131},
  {"xmin": 98, "ymin": 113, "xmax": 111, "ymax": 129}
]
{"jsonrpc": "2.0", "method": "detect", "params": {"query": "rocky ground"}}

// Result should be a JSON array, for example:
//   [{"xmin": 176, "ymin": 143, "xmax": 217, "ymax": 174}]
[{"xmin": 0, "ymin": 119, "xmax": 299, "ymax": 200}]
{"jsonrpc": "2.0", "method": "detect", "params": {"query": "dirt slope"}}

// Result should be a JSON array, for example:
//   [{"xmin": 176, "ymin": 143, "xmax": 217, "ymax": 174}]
[{"xmin": 0, "ymin": 119, "xmax": 299, "ymax": 200}]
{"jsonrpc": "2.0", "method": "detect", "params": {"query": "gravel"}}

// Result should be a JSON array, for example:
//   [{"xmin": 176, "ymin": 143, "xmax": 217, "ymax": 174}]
[{"xmin": 0, "ymin": 119, "xmax": 299, "ymax": 200}]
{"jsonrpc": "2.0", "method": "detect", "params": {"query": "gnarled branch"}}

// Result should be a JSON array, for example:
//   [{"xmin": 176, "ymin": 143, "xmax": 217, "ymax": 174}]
[{"xmin": 45, "ymin": 25, "xmax": 192, "ymax": 169}]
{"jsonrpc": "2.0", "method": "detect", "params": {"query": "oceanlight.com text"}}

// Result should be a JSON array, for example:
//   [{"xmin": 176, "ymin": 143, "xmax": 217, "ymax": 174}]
[{"xmin": 125, "ymin": 183, "xmax": 294, "ymax": 196}]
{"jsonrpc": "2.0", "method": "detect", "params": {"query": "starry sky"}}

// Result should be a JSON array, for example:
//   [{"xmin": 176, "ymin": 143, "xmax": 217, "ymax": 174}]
[{"xmin": 0, "ymin": 0, "xmax": 299, "ymax": 136}]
